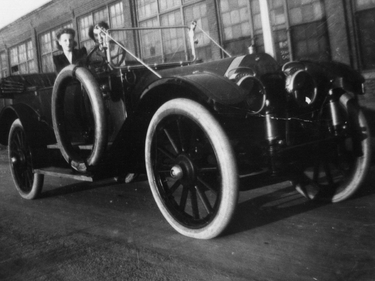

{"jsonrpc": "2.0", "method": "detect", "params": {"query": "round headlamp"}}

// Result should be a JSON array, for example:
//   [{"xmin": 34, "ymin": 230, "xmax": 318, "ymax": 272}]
[
  {"xmin": 237, "ymin": 75, "xmax": 266, "ymax": 114},
  {"xmin": 285, "ymin": 70, "xmax": 317, "ymax": 107}
]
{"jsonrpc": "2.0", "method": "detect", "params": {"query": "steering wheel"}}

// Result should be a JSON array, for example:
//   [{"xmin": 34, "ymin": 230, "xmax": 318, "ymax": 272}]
[
  {"xmin": 108, "ymin": 40, "xmax": 126, "ymax": 67},
  {"xmin": 85, "ymin": 41, "xmax": 126, "ymax": 72}
]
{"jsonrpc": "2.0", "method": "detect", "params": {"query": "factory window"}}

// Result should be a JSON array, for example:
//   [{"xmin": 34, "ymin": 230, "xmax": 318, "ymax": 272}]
[
  {"xmin": 78, "ymin": 7, "xmax": 108, "ymax": 52},
  {"xmin": 9, "ymin": 40, "xmax": 35, "ymax": 75},
  {"xmin": 136, "ymin": 0, "xmax": 211, "ymax": 63},
  {"xmin": 77, "ymin": 1, "xmax": 125, "ymax": 53},
  {"xmin": 355, "ymin": 1, "xmax": 375, "ymax": 69},
  {"xmin": 109, "ymin": 1, "xmax": 127, "ymax": 46},
  {"xmin": 356, "ymin": 0, "xmax": 375, "ymax": 10},
  {"xmin": 39, "ymin": 22, "xmax": 73, "ymax": 73},
  {"xmin": 219, "ymin": 0, "xmax": 263, "ymax": 56},
  {"xmin": 287, "ymin": 0, "xmax": 330, "ymax": 61},
  {"xmin": 0, "ymin": 51, "xmax": 9, "ymax": 78},
  {"xmin": 217, "ymin": 0, "xmax": 329, "ymax": 62}
]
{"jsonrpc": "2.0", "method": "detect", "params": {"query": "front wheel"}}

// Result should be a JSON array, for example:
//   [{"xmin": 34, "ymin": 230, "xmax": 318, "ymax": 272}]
[
  {"xmin": 145, "ymin": 98, "xmax": 238, "ymax": 239},
  {"xmin": 297, "ymin": 95, "xmax": 371, "ymax": 202},
  {"xmin": 8, "ymin": 119, "xmax": 44, "ymax": 199}
]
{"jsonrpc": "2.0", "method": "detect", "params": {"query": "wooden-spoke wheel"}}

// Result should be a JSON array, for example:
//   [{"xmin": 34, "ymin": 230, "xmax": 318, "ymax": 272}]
[
  {"xmin": 296, "ymin": 95, "xmax": 371, "ymax": 202},
  {"xmin": 8, "ymin": 119, "xmax": 44, "ymax": 199},
  {"xmin": 145, "ymin": 98, "xmax": 238, "ymax": 239}
]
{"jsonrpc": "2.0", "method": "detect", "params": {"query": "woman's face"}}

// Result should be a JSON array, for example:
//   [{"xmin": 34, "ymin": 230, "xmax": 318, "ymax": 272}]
[
  {"xmin": 94, "ymin": 32, "xmax": 100, "ymax": 43},
  {"xmin": 58, "ymin": 33, "xmax": 74, "ymax": 52}
]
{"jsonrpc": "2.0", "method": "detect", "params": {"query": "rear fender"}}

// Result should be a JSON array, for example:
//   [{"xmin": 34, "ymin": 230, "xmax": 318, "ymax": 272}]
[{"xmin": 0, "ymin": 103, "xmax": 55, "ymax": 147}]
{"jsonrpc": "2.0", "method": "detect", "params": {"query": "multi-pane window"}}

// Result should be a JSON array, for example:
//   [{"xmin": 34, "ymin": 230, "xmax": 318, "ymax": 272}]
[
  {"xmin": 0, "ymin": 51, "xmax": 9, "ymax": 78},
  {"xmin": 78, "ymin": 1, "xmax": 125, "ymax": 52},
  {"xmin": 136, "ymin": 0, "xmax": 211, "ymax": 62},
  {"xmin": 220, "ymin": 0, "xmax": 252, "ymax": 41},
  {"xmin": 110, "ymin": 2, "xmax": 124, "ymax": 28},
  {"xmin": 137, "ymin": 0, "xmax": 158, "ymax": 20},
  {"xmin": 39, "ymin": 22, "xmax": 73, "ymax": 73},
  {"xmin": 109, "ymin": 1, "xmax": 127, "ymax": 46},
  {"xmin": 161, "ymin": 10, "xmax": 184, "ymax": 61},
  {"xmin": 287, "ymin": 0, "xmax": 329, "ymax": 61},
  {"xmin": 219, "ymin": 0, "xmax": 263, "ymax": 56},
  {"xmin": 184, "ymin": 2, "xmax": 210, "ymax": 60},
  {"xmin": 9, "ymin": 40, "xmax": 35, "ymax": 75},
  {"xmin": 139, "ymin": 18, "xmax": 161, "ymax": 61},
  {"xmin": 78, "ymin": 7, "xmax": 108, "ymax": 52},
  {"xmin": 218, "ymin": 0, "xmax": 329, "ymax": 62},
  {"xmin": 355, "ymin": 0, "xmax": 375, "ymax": 69}
]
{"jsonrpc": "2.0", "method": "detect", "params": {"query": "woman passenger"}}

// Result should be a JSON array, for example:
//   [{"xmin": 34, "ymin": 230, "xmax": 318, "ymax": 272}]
[{"xmin": 53, "ymin": 28, "xmax": 87, "ymax": 73}]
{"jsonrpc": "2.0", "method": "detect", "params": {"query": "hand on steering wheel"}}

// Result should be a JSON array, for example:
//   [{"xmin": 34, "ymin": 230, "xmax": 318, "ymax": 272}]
[
  {"xmin": 108, "ymin": 40, "xmax": 126, "ymax": 67},
  {"xmin": 85, "ymin": 41, "xmax": 126, "ymax": 72}
]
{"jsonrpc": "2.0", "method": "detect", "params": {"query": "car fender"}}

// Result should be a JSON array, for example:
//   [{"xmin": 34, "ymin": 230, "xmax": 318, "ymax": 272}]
[
  {"xmin": 139, "ymin": 71, "xmax": 246, "ymax": 110},
  {"xmin": 179, "ymin": 71, "xmax": 248, "ymax": 104},
  {"xmin": 0, "ymin": 103, "xmax": 55, "ymax": 147},
  {"xmin": 0, "ymin": 103, "xmax": 55, "ymax": 169},
  {"xmin": 299, "ymin": 61, "xmax": 364, "ymax": 95}
]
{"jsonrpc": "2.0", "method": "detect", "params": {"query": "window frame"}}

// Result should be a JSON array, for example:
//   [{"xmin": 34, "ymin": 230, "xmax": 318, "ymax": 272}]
[
  {"xmin": 217, "ymin": 0, "xmax": 263, "ymax": 56},
  {"xmin": 9, "ymin": 39, "xmax": 35, "ymax": 75},
  {"xmin": 77, "ymin": 0, "xmax": 125, "ymax": 52},
  {"xmin": 278, "ymin": 0, "xmax": 330, "ymax": 62},
  {"xmin": 0, "ymin": 50, "xmax": 9, "ymax": 78},
  {"xmin": 135, "ymin": 0, "xmax": 210, "ymax": 62}
]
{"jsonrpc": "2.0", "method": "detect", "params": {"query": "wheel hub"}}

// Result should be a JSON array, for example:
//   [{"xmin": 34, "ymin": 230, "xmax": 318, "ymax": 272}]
[
  {"xmin": 170, "ymin": 165, "xmax": 183, "ymax": 180},
  {"xmin": 171, "ymin": 154, "xmax": 196, "ymax": 184},
  {"xmin": 11, "ymin": 150, "xmax": 26, "ymax": 167}
]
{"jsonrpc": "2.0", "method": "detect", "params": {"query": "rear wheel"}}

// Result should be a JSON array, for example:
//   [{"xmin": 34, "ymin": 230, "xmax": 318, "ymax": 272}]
[
  {"xmin": 8, "ymin": 119, "xmax": 44, "ymax": 199},
  {"xmin": 145, "ymin": 98, "xmax": 238, "ymax": 239},
  {"xmin": 296, "ymin": 95, "xmax": 371, "ymax": 202}
]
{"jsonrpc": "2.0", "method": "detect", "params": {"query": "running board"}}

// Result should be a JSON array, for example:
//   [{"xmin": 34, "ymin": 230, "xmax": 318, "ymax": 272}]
[
  {"xmin": 34, "ymin": 167, "xmax": 94, "ymax": 182},
  {"xmin": 47, "ymin": 143, "xmax": 94, "ymax": 150},
  {"xmin": 47, "ymin": 142, "xmax": 112, "ymax": 150}
]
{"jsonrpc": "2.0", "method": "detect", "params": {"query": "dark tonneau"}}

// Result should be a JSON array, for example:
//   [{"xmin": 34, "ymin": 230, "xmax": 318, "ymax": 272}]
[{"xmin": 0, "ymin": 73, "xmax": 56, "ymax": 97}]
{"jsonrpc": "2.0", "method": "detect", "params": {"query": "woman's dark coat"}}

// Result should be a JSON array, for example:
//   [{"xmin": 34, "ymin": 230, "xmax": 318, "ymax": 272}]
[{"xmin": 53, "ymin": 47, "xmax": 87, "ymax": 73}]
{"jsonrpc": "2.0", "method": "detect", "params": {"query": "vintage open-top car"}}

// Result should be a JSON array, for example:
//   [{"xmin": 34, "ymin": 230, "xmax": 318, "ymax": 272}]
[{"xmin": 0, "ymin": 22, "xmax": 371, "ymax": 239}]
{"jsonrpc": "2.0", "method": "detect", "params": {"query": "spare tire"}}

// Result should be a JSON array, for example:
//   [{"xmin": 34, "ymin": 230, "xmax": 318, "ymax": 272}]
[{"xmin": 52, "ymin": 65, "xmax": 107, "ymax": 172}]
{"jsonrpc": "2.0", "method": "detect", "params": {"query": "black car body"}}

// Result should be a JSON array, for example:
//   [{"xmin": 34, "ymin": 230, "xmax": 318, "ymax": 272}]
[{"xmin": 0, "ymin": 23, "xmax": 370, "ymax": 239}]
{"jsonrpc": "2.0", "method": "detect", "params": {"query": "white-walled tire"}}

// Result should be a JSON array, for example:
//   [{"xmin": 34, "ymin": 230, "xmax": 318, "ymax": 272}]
[
  {"xmin": 297, "ymin": 95, "xmax": 371, "ymax": 202},
  {"xmin": 51, "ymin": 65, "xmax": 107, "ymax": 172},
  {"xmin": 145, "ymin": 98, "xmax": 238, "ymax": 239}
]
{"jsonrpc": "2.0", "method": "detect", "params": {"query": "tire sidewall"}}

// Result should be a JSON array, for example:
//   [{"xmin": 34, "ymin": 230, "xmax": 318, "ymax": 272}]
[
  {"xmin": 51, "ymin": 65, "xmax": 107, "ymax": 171},
  {"xmin": 145, "ymin": 98, "xmax": 238, "ymax": 239},
  {"xmin": 331, "ymin": 96, "xmax": 371, "ymax": 202}
]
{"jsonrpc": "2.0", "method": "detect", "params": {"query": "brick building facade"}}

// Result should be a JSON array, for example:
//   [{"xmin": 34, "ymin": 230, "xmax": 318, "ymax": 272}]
[{"xmin": 0, "ymin": 0, "xmax": 375, "ymax": 109}]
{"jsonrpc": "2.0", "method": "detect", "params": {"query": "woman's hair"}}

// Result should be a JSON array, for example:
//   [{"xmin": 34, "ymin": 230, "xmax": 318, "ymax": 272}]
[
  {"xmin": 55, "ymin": 27, "xmax": 76, "ymax": 50},
  {"xmin": 88, "ymin": 21, "xmax": 109, "ymax": 41},
  {"xmin": 56, "ymin": 27, "xmax": 76, "ymax": 40}
]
